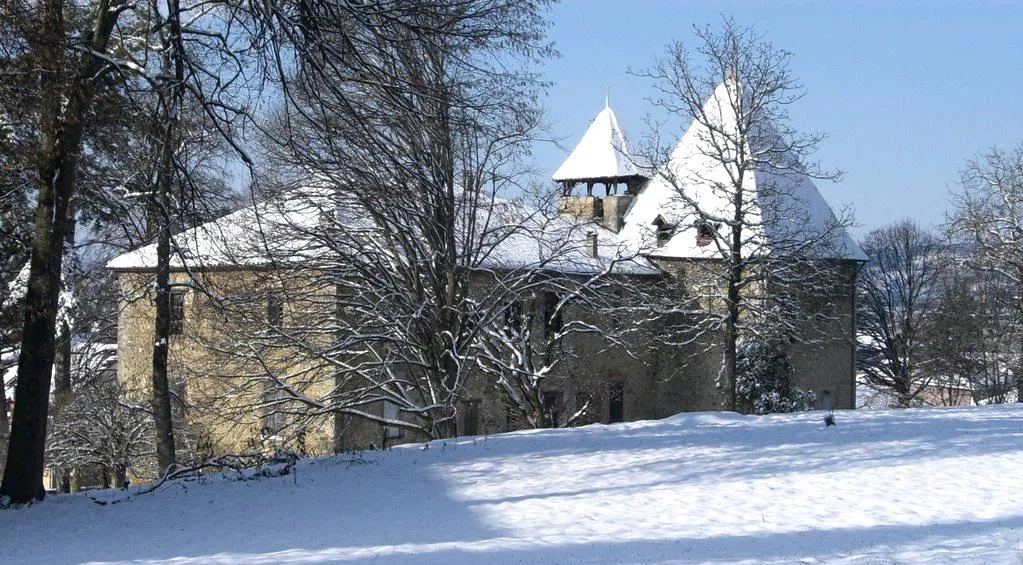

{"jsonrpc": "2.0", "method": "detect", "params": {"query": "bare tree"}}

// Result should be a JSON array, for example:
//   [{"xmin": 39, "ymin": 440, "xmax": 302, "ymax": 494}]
[
  {"xmin": 948, "ymin": 145, "xmax": 1023, "ymax": 401},
  {"xmin": 48, "ymin": 389, "xmax": 150, "ymax": 490},
  {"xmin": 857, "ymin": 220, "xmax": 945, "ymax": 407},
  {"xmin": 470, "ymin": 194, "xmax": 653, "ymax": 429},
  {"xmin": 632, "ymin": 19, "xmax": 856, "ymax": 411},
  {"xmin": 217, "ymin": 0, "xmax": 556, "ymax": 443},
  {"xmin": 83, "ymin": 0, "xmax": 256, "ymax": 476},
  {"xmin": 185, "ymin": 187, "xmax": 650, "ymax": 446},
  {"xmin": 919, "ymin": 264, "xmax": 984, "ymax": 406}
]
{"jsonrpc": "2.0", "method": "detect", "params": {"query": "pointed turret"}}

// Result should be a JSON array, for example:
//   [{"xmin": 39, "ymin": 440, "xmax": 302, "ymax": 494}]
[
  {"xmin": 553, "ymin": 104, "xmax": 646, "ymax": 197},
  {"xmin": 554, "ymin": 102, "xmax": 648, "ymax": 232}
]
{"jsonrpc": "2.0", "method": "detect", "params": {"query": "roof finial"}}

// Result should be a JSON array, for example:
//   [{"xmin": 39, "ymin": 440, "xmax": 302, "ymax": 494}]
[{"xmin": 604, "ymin": 85, "xmax": 610, "ymax": 109}]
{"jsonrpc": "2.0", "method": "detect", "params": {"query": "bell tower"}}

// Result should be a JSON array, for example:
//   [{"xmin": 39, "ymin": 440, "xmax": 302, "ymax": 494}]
[{"xmin": 553, "ymin": 100, "xmax": 647, "ymax": 233}]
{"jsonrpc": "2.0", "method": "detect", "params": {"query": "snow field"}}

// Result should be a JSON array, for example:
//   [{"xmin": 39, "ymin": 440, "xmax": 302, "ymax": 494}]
[{"xmin": 3, "ymin": 406, "xmax": 1023, "ymax": 564}]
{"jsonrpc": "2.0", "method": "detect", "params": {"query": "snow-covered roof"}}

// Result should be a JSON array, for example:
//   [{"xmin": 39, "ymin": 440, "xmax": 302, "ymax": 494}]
[
  {"xmin": 105, "ymin": 195, "xmax": 329, "ymax": 271},
  {"xmin": 552, "ymin": 105, "xmax": 645, "ymax": 182},
  {"xmin": 107, "ymin": 189, "xmax": 659, "ymax": 277},
  {"xmin": 618, "ymin": 80, "xmax": 866, "ymax": 262},
  {"xmin": 478, "ymin": 201, "xmax": 658, "ymax": 275}
]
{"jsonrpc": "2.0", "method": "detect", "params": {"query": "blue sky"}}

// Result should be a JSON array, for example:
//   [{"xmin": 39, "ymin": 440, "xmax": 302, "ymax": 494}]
[{"xmin": 532, "ymin": 1, "xmax": 1023, "ymax": 237}]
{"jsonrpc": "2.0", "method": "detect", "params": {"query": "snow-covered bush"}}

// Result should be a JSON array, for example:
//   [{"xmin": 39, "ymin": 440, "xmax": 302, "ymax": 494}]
[
  {"xmin": 735, "ymin": 340, "xmax": 815, "ymax": 415},
  {"xmin": 47, "ymin": 377, "xmax": 152, "ymax": 488}
]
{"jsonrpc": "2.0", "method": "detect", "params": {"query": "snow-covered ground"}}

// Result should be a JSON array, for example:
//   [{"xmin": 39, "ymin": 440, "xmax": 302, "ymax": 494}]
[{"xmin": 4, "ymin": 405, "xmax": 1023, "ymax": 564}]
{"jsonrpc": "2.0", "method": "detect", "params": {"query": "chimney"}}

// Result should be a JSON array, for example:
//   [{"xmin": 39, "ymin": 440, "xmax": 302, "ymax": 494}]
[{"xmin": 586, "ymin": 231, "xmax": 598, "ymax": 258}]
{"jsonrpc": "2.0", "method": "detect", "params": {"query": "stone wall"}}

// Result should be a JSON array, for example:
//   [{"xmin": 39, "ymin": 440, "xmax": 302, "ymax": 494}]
[
  {"xmin": 649, "ymin": 257, "xmax": 859, "ymax": 410},
  {"xmin": 114, "ymin": 256, "xmax": 858, "ymax": 459},
  {"xmin": 117, "ymin": 270, "xmax": 337, "ymax": 458}
]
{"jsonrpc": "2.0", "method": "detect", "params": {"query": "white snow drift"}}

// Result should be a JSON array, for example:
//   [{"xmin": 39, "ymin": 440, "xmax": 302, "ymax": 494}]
[{"xmin": 3, "ymin": 405, "xmax": 1023, "ymax": 564}]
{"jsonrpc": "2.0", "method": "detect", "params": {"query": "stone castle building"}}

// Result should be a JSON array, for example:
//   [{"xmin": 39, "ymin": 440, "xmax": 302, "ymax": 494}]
[{"xmin": 109, "ymin": 82, "xmax": 864, "ymax": 457}]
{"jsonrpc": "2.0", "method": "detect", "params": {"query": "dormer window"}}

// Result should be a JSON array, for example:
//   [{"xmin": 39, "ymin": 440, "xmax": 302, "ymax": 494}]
[
  {"xmin": 503, "ymin": 299, "xmax": 524, "ymax": 333},
  {"xmin": 695, "ymin": 220, "xmax": 717, "ymax": 247},
  {"xmin": 652, "ymin": 215, "xmax": 674, "ymax": 247}
]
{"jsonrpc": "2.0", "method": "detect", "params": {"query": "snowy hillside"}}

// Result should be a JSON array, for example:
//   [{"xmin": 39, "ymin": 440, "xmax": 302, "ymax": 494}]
[{"xmin": 4, "ymin": 406, "xmax": 1023, "ymax": 564}]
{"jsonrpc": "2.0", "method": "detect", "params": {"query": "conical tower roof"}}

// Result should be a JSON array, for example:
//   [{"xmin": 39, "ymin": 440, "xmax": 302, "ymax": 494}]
[
  {"xmin": 553, "ymin": 105, "xmax": 644, "ymax": 183},
  {"xmin": 619, "ymin": 80, "xmax": 865, "ymax": 261}
]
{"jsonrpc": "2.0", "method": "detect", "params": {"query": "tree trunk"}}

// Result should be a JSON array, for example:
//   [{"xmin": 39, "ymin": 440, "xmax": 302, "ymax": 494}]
[
  {"xmin": 112, "ymin": 464, "xmax": 127, "ymax": 489},
  {"xmin": 723, "ymin": 321, "xmax": 738, "ymax": 412},
  {"xmin": 52, "ymin": 214, "xmax": 76, "ymax": 494},
  {"xmin": 151, "ymin": 219, "xmax": 176, "ymax": 474},
  {"xmin": 724, "ymin": 229, "xmax": 743, "ymax": 413},
  {"xmin": 149, "ymin": 0, "xmax": 185, "ymax": 476},
  {"xmin": 1016, "ymin": 317, "xmax": 1023, "ymax": 403},
  {"xmin": 1015, "ymin": 364, "xmax": 1023, "ymax": 404},
  {"xmin": 0, "ymin": 376, "xmax": 8, "ymax": 473},
  {"xmin": 149, "ymin": 112, "xmax": 179, "ymax": 473},
  {"xmin": 0, "ymin": 0, "xmax": 123, "ymax": 505},
  {"xmin": 53, "ymin": 327, "xmax": 73, "ymax": 495},
  {"xmin": 332, "ymin": 410, "xmax": 345, "ymax": 454}
]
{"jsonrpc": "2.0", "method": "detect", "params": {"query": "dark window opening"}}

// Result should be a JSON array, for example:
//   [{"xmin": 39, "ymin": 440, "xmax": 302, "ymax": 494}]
[
  {"xmin": 542, "ymin": 390, "xmax": 563, "ymax": 427},
  {"xmin": 543, "ymin": 292, "xmax": 564, "ymax": 338},
  {"xmin": 695, "ymin": 220, "xmax": 717, "ymax": 247},
  {"xmin": 464, "ymin": 399, "xmax": 482, "ymax": 436},
  {"xmin": 575, "ymin": 391, "xmax": 599, "ymax": 426},
  {"xmin": 261, "ymin": 380, "xmax": 286, "ymax": 436},
  {"xmin": 267, "ymin": 292, "xmax": 284, "ymax": 329},
  {"xmin": 169, "ymin": 290, "xmax": 187, "ymax": 335},
  {"xmin": 505, "ymin": 403, "xmax": 521, "ymax": 430},
  {"xmin": 383, "ymin": 401, "xmax": 402, "ymax": 440},
  {"xmin": 503, "ymin": 300, "xmax": 523, "ymax": 333},
  {"xmin": 653, "ymin": 216, "xmax": 674, "ymax": 247},
  {"xmin": 609, "ymin": 381, "xmax": 625, "ymax": 423}
]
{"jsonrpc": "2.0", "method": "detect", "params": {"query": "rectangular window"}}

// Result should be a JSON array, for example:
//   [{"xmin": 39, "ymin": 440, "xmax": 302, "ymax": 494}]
[
  {"xmin": 169, "ymin": 290, "xmax": 187, "ymax": 335},
  {"xmin": 543, "ymin": 292, "xmax": 564, "ymax": 338},
  {"xmin": 267, "ymin": 293, "xmax": 284, "ymax": 329},
  {"xmin": 261, "ymin": 380, "xmax": 286, "ymax": 436},
  {"xmin": 503, "ymin": 300, "xmax": 523, "ymax": 333},
  {"xmin": 505, "ymin": 403, "xmax": 521, "ymax": 430},
  {"xmin": 382, "ymin": 400, "xmax": 402, "ymax": 440},
  {"xmin": 464, "ymin": 399, "xmax": 482, "ymax": 436},
  {"xmin": 653, "ymin": 215, "xmax": 673, "ymax": 246},
  {"xmin": 609, "ymin": 382, "xmax": 625, "ymax": 424},
  {"xmin": 575, "ymin": 391, "xmax": 599, "ymax": 426},
  {"xmin": 542, "ymin": 390, "xmax": 563, "ymax": 427}
]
